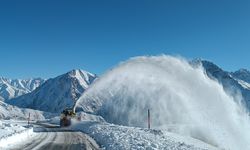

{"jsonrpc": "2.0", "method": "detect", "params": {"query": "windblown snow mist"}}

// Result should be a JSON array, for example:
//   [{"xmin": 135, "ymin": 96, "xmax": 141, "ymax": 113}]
[{"xmin": 76, "ymin": 55, "xmax": 250, "ymax": 150}]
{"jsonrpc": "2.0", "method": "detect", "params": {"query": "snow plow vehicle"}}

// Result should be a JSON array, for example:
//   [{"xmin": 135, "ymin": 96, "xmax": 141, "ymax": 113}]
[{"xmin": 60, "ymin": 108, "xmax": 76, "ymax": 127}]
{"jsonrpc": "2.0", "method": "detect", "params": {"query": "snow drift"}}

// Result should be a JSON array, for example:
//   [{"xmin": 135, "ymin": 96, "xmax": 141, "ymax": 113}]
[{"xmin": 76, "ymin": 55, "xmax": 250, "ymax": 150}]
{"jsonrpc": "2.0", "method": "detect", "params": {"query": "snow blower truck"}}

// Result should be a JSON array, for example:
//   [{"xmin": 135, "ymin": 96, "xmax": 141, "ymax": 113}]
[
  {"xmin": 60, "ymin": 108, "xmax": 76, "ymax": 127},
  {"xmin": 60, "ymin": 92, "xmax": 79, "ymax": 127}
]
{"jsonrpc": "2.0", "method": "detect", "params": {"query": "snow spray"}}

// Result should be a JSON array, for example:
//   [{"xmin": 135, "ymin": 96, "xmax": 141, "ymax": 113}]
[{"xmin": 76, "ymin": 55, "xmax": 250, "ymax": 150}]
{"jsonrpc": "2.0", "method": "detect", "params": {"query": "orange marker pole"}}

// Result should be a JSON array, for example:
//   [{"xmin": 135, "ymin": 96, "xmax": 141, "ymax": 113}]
[
  {"xmin": 28, "ymin": 113, "xmax": 30, "ymax": 126},
  {"xmin": 148, "ymin": 109, "xmax": 150, "ymax": 129}
]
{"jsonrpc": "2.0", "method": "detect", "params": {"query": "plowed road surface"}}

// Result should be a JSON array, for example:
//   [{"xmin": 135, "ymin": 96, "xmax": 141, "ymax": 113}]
[{"xmin": 7, "ymin": 123, "xmax": 99, "ymax": 150}]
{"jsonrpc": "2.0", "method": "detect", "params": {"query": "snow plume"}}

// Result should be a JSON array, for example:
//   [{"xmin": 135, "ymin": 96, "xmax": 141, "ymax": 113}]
[{"xmin": 76, "ymin": 55, "xmax": 250, "ymax": 150}]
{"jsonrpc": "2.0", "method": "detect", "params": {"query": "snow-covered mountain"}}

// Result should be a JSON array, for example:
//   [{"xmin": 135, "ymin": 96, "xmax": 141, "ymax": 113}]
[
  {"xmin": 0, "ymin": 77, "xmax": 45, "ymax": 101},
  {"xmin": 192, "ymin": 59, "xmax": 250, "ymax": 110},
  {"xmin": 8, "ymin": 69, "xmax": 97, "ymax": 113}
]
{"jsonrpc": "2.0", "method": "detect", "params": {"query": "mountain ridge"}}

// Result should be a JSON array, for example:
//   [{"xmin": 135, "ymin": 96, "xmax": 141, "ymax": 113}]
[
  {"xmin": 0, "ymin": 77, "xmax": 46, "ymax": 101},
  {"xmin": 7, "ymin": 69, "xmax": 97, "ymax": 113}
]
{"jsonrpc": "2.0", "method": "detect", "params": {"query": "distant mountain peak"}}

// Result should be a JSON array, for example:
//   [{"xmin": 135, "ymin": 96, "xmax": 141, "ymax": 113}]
[
  {"xmin": 67, "ymin": 69, "xmax": 95, "ymax": 77},
  {"xmin": 68, "ymin": 69, "xmax": 84, "ymax": 75}
]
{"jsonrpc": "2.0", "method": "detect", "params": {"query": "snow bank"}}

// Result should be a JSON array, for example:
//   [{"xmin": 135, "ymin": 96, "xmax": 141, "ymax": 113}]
[
  {"xmin": 0, "ymin": 121, "xmax": 34, "ymax": 148},
  {"xmin": 71, "ymin": 121, "xmax": 218, "ymax": 150}
]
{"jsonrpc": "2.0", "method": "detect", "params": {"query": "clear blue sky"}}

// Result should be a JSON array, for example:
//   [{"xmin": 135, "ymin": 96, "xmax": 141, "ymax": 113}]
[{"xmin": 0, "ymin": 0, "xmax": 249, "ymax": 79}]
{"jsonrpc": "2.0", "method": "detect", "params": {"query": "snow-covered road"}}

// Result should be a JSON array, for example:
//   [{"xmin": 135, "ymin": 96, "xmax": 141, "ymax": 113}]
[{"xmin": 5, "ymin": 123, "xmax": 100, "ymax": 150}]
